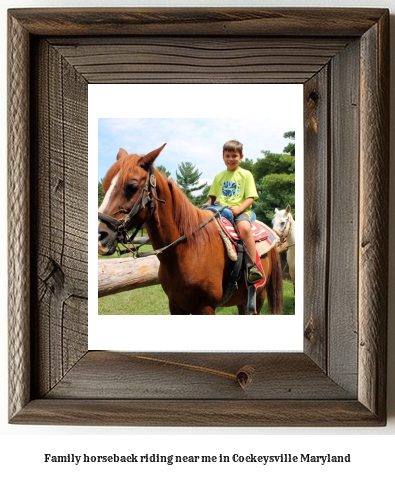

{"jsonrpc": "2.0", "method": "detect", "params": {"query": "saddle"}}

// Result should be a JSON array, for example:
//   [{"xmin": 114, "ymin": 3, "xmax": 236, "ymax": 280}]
[
  {"xmin": 203, "ymin": 206, "xmax": 279, "ymax": 314},
  {"xmin": 203, "ymin": 205, "xmax": 278, "ymax": 252},
  {"xmin": 218, "ymin": 216, "xmax": 276, "ymax": 249}
]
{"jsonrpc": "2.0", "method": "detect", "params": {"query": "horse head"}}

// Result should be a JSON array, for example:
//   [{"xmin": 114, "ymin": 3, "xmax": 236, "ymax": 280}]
[
  {"xmin": 98, "ymin": 144, "xmax": 166, "ymax": 255},
  {"xmin": 272, "ymin": 204, "xmax": 293, "ymax": 239}
]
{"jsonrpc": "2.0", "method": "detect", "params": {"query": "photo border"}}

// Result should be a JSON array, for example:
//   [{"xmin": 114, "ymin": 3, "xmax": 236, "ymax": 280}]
[
  {"xmin": 90, "ymin": 87, "xmax": 303, "ymax": 350},
  {"xmin": 8, "ymin": 8, "xmax": 389, "ymax": 426}
]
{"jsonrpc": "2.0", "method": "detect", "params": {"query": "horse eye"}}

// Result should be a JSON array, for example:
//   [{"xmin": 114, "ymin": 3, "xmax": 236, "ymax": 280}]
[{"xmin": 125, "ymin": 182, "xmax": 138, "ymax": 192}]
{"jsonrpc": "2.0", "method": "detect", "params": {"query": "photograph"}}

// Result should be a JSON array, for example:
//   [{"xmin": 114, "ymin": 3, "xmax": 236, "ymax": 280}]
[{"xmin": 90, "ymin": 84, "xmax": 303, "ymax": 351}]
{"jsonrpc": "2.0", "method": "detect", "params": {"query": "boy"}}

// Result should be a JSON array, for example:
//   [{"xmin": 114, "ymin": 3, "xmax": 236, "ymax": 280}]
[{"xmin": 202, "ymin": 140, "xmax": 263, "ymax": 283}]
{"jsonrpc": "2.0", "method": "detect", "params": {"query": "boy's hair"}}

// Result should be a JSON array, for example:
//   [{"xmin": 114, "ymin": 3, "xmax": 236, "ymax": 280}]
[{"xmin": 223, "ymin": 140, "xmax": 243, "ymax": 155}]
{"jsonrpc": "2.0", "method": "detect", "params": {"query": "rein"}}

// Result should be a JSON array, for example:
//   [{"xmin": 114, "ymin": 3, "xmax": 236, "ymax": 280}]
[
  {"xmin": 133, "ymin": 209, "xmax": 221, "ymax": 258},
  {"xmin": 281, "ymin": 243, "xmax": 295, "ymax": 251},
  {"xmin": 98, "ymin": 166, "xmax": 220, "ymax": 258}
]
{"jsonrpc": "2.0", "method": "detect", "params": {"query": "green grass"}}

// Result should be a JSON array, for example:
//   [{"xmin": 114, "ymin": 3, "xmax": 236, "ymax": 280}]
[
  {"xmin": 99, "ymin": 284, "xmax": 170, "ymax": 315},
  {"xmin": 99, "ymin": 232, "xmax": 295, "ymax": 315},
  {"xmin": 98, "ymin": 279, "xmax": 295, "ymax": 315}
]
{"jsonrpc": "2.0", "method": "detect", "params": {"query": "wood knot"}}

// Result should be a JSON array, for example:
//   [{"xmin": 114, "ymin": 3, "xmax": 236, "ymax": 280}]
[
  {"xmin": 55, "ymin": 178, "xmax": 64, "ymax": 192},
  {"xmin": 304, "ymin": 322, "xmax": 314, "ymax": 341},
  {"xmin": 236, "ymin": 365, "xmax": 255, "ymax": 390},
  {"xmin": 42, "ymin": 258, "xmax": 65, "ymax": 291},
  {"xmin": 308, "ymin": 91, "xmax": 319, "ymax": 103}
]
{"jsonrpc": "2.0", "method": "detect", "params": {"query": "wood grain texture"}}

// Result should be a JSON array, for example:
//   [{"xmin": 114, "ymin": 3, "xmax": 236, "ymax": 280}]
[
  {"xmin": 98, "ymin": 256, "xmax": 160, "ymax": 298},
  {"xmin": 8, "ymin": 13, "xmax": 31, "ymax": 421},
  {"xmin": 11, "ymin": 399, "xmax": 383, "ymax": 427},
  {"xmin": 8, "ymin": 7, "xmax": 387, "ymax": 37},
  {"xmin": 30, "ymin": 39, "xmax": 88, "ymax": 397},
  {"xmin": 303, "ymin": 67, "xmax": 330, "ymax": 371},
  {"xmin": 7, "ymin": 8, "xmax": 389, "ymax": 426},
  {"xmin": 359, "ymin": 12, "xmax": 389, "ymax": 420},
  {"xmin": 49, "ymin": 37, "xmax": 350, "ymax": 84},
  {"xmin": 327, "ymin": 39, "xmax": 360, "ymax": 396},
  {"xmin": 46, "ymin": 352, "xmax": 354, "ymax": 400}
]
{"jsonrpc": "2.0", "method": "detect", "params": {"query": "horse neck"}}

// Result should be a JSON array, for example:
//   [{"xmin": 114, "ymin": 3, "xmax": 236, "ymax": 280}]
[
  {"xmin": 287, "ymin": 214, "xmax": 295, "ymax": 243},
  {"xmin": 144, "ymin": 172, "xmax": 194, "ymax": 250}
]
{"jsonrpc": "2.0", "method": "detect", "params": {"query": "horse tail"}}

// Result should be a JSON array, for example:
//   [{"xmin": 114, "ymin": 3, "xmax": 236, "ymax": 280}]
[{"xmin": 267, "ymin": 246, "xmax": 283, "ymax": 314}]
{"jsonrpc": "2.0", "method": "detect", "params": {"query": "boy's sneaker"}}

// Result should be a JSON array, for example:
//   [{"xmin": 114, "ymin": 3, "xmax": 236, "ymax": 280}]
[{"xmin": 248, "ymin": 265, "xmax": 264, "ymax": 284}]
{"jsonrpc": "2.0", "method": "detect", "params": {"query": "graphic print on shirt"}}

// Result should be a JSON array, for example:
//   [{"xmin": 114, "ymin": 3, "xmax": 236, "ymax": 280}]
[{"xmin": 221, "ymin": 180, "xmax": 241, "ymax": 199}]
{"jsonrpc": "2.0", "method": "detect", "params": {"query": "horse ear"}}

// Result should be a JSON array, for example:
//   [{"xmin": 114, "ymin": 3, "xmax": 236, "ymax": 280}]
[
  {"xmin": 286, "ymin": 204, "xmax": 291, "ymax": 213},
  {"xmin": 138, "ymin": 143, "xmax": 167, "ymax": 170},
  {"xmin": 275, "ymin": 208, "xmax": 279, "ymax": 214},
  {"xmin": 117, "ymin": 148, "xmax": 128, "ymax": 160}
]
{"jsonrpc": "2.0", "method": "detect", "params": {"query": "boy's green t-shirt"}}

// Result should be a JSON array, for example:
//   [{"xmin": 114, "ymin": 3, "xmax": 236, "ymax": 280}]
[{"xmin": 209, "ymin": 167, "xmax": 258, "ymax": 218}]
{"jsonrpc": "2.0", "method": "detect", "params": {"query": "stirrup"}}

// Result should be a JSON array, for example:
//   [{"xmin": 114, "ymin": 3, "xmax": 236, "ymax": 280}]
[{"xmin": 248, "ymin": 265, "xmax": 264, "ymax": 284}]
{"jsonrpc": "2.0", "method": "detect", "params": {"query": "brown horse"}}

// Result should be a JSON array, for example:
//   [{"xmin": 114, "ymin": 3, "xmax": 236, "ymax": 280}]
[{"xmin": 98, "ymin": 144, "xmax": 283, "ymax": 315}]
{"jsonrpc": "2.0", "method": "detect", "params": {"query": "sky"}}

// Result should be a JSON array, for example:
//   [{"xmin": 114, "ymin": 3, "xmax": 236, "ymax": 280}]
[
  {"xmin": 92, "ymin": 84, "xmax": 303, "ymax": 193},
  {"xmin": 98, "ymin": 116, "xmax": 297, "ymax": 190}
]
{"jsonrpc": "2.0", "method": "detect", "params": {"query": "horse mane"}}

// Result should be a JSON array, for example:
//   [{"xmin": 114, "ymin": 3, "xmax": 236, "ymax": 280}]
[{"xmin": 164, "ymin": 177, "xmax": 218, "ymax": 249}]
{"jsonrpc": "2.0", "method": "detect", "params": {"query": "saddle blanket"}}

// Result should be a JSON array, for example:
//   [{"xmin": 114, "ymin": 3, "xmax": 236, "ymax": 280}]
[{"xmin": 218, "ymin": 217, "xmax": 279, "ymax": 257}]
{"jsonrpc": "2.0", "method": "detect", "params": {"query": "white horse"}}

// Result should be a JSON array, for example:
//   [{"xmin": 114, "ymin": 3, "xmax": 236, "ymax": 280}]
[{"xmin": 272, "ymin": 205, "xmax": 295, "ymax": 291}]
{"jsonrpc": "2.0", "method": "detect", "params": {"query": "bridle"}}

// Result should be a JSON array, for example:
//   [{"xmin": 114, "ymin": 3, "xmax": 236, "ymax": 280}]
[
  {"xmin": 98, "ymin": 165, "xmax": 165, "ymax": 255},
  {"xmin": 274, "ymin": 213, "xmax": 293, "ymax": 247},
  {"xmin": 98, "ymin": 165, "xmax": 220, "ymax": 258}
]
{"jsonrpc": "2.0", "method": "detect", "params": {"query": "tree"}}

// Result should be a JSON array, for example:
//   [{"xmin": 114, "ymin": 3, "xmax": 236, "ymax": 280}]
[
  {"xmin": 98, "ymin": 179, "xmax": 105, "ymax": 207},
  {"xmin": 175, "ymin": 161, "xmax": 207, "ymax": 204},
  {"xmin": 193, "ymin": 184, "xmax": 211, "ymax": 207},
  {"xmin": 253, "ymin": 174, "xmax": 295, "ymax": 224},
  {"xmin": 252, "ymin": 151, "xmax": 295, "ymax": 182},
  {"xmin": 156, "ymin": 165, "xmax": 171, "ymax": 178},
  {"xmin": 283, "ymin": 130, "xmax": 295, "ymax": 156},
  {"xmin": 239, "ymin": 157, "xmax": 254, "ymax": 173},
  {"xmin": 246, "ymin": 131, "xmax": 295, "ymax": 225}
]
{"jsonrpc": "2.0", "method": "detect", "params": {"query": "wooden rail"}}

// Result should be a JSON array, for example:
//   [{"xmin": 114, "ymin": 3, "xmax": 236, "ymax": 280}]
[{"xmin": 98, "ymin": 256, "xmax": 160, "ymax": 298}]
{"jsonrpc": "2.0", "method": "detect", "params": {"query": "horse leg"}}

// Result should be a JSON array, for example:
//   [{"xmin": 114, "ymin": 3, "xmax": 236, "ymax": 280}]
[
  {"xmin": 194, "ymin": 305, "xmax": 216, "ymax": 315},
  {"xmin": 255, "ymin": 288, "xmax": 266, "ymax": 315},
  {"xmin": 291, "ymin": 266, "xmax": 295, "ymax": 293},
  {"xmin": 266, "ymin": 248, "xmax": 284, "ymax": 314},
  {"xmin": 169, "ymin": 301, "xmax": 189, "ymax": 315},
  {"xmin": 288, "ymin": 265, "xmax": 295, "ymax": 293},
  {"xmin": 237, "ymin": 304, "xmax": 246, "ymax": 315}
]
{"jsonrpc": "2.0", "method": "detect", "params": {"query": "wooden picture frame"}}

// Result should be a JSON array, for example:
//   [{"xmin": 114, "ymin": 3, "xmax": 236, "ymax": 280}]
[{"xmin": 8, "ymin": 8, "xmax": 389, "ymax": 426}]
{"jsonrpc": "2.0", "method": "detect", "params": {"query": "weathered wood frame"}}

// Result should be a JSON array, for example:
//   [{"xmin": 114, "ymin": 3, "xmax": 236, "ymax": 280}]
[{"xmin": 8, "ymin": 8, "xmax": 389, "ymax": 426}]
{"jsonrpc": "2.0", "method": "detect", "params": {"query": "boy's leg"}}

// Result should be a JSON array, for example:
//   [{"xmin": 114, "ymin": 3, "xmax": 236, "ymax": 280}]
[
  {"xmin": 236, "ymin": 219, "xmax": 257, "ymax": 265},
  {"xmin": 236, "ymin": 219, "xmax": 264, "ymax": 283}
]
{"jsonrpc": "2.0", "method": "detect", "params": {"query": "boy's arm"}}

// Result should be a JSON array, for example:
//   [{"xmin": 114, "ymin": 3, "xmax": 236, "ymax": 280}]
[
  {"xmin": 228, "ymin": 197, "xmax": 254, "ymax": 216},
  {"xmin": 202, "ymin": 195, "xmax": 216, "ymax": 207}
]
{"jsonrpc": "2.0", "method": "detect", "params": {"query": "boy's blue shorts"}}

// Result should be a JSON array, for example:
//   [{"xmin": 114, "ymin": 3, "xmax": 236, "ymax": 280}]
[
  {"xmin": 202, "ymin": 205, "xmax": 233, "ymax": 222},
  {"xmin": 202, "ymin": 205, "xmax": 256, "ymax": 224}
]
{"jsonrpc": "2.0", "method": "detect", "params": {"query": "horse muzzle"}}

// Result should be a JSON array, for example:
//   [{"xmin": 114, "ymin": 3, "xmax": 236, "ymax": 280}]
[
  {"xmin": 98, "ymin": 224, "xmax": 118, "ymax": 256},
  {"xmin": 98, "ymin": 242, "xmax": 110, "ymax": 255},
  {"xmin": 98, "ymin": 240, "xmax": 117, "ymax": 256}
]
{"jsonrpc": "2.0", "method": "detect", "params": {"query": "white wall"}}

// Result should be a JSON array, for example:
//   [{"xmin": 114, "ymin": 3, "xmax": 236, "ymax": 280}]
[{"xmin": 1, "ymin": 0, "xmax": 394, "ymax": 476}]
